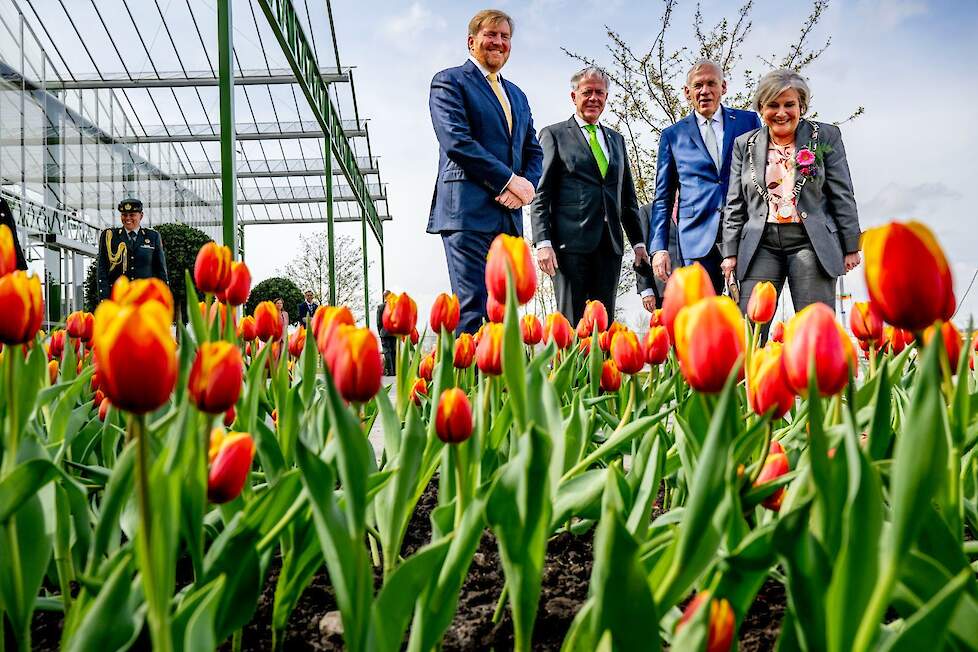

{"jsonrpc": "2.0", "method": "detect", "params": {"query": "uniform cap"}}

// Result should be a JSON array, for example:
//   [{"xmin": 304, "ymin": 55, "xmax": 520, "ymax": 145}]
[{"xmin": 118, "ymin": 198, "xmax": 143, "ymax": 212}]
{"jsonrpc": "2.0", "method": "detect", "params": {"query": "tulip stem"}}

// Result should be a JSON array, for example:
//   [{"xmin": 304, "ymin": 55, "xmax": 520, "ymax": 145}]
[
  {"xmin": 491, "ymin": 583, "xmax": 509, "ymax": 623},
  {"xmin": 452, "ymin": 442, "xmax": 468, "ymax": 530},
  {"xmin": 748, "ymin": 422, "xmax": 772, "ymax": 487}
]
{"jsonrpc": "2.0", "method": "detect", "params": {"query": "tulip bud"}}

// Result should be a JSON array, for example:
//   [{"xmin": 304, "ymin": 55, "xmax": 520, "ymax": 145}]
[
  {"xmin": 643, "ymin": 326, "xmax": 670, "ymax": 366},
  {"xmin": 882, "ymin": 325, "xmax": 905, "ymax": 354},
  {"xmin": 611, "ymin": 329, "xmax": 644, "ymax": 374},
  {"xmin": 746, "ymin": 281, "xmax": 777, "ymax": 324},
  {"xmin": 521, "ymin": 314, "xmax": 543, "ymax": 346},
  {"xmin": 677, "ymin": 592, "xmax": 735, "ymax": 652},
  {"xmin": 48, "ymin": 359, "xmax": 59, "ymax": 385},
  {"xmin": 582, "ymin": 300, "xmax": 609, "ymax": 334},
  {"xmin": 578, "ymin": 336, "xmax": 592, "ymax": 356},
  {"xmin": 754, "ymin": 441, "xmax": 791, "ymax": 511},
  {"xmin": 410, "ymin": 327, "xmax": 420, "ymax": 345},
  {"xmin": 782, "ymin": 303, "xmax": 857, "ymax": 397},
  {"xmin": 476, "ymin": 323, "xmax": 504, "ymax": 375},
  {"xmin": 543, "ymin": 313, "xmax": 573, "ymax": 350},
  {"xmin": 93, "ymin": 299, "xmax": 177, "ymax": 414},
  {"xmin": 674, "ymin": 296, "xmax": 745, "ymax": 394},
  {"xmin": 194, "ymin": 242, "xmax": 233, "ymax": 294},
  {"xmin": 321, "ymin": 325, "xmax": 382, "ymax": 403},
  {"xmin": 410, "ymin": 377, "xmax": 428, "ymax": 405},
  {"xmin": 863, "ymin": 221, "xmax": 955, "ymax": 331},
  {"xmin": 924, "ymin": 321, "xmax": 963, "ymax": 374},
  {"xmin": 599, "ymin": 322, "xmax": 625, "ymax": 353},
  {"xmin": 382, "ymin": 292, "xmax": 418, "ymax": 337},
  {"xmin": 486, "ymin": 293, "xmax": 505, "ymax": 324},
  {"xmin": 748, "ymin": 342, "xmax": 795, "ymax": 419},
  {"xmin": 208, "ymin": 301, "xmax": 235, "ymax": 331},
  {"xmin": 288, "ymin": 326, "xmax": 306, "ymax": 358},
  {"xmin": 188, "ymin": 341, "xmax": 243, "ymax": 414},
  {"xmin": 435, "ymin": 388, "xmax": 473, "ymax": 444},
  {"xmin": 110, "ymin": 278, "xmax": 175, "ymax": 319},
  {"xmin": 0, "ymin": 271, "xmax": 44, "ymax": 345},
  {"xmin": 454, "ymin": 333, "xmax": 475, "ymax": 369},
  {"xmin": 66, "ymin": 311, "xmax": 95, "ymax": 342},
  {"xmin": 224, "ymin": 405, "xmax": 236, "ymax": 428},
  {"xmin": 430, "ymin": 293, "xmax": 460, "ymax": 334},
  {"xmin": 485, "ymin": 234, "xmax": 537, "ymax": 305},
  {"xmin": 98, "ymin": 396, "xmax": 110, "ymax": 422},
  {"xmin": 238, "ymin": 315, "xmax": 257, "ymax": 342},
  {"xmin": 770, "ymin": 321, "xmax": 785, "ymax": 343},
  {"xmin": 419, "ymin": 350, "xmax": 436, "ymax": 381},
  {"xmin": 662, "ymin": 263, "xmax": 716, "ymax": 345},
  {"xmin": 649, "ymin": 308, "xmax": 663, "ymax": 328},
  {"xmin": 93, "ymin": 389, "xmax": 105, "ymax": 408},
  {"xmin": 216, "ymin": 261, "xmax": 251, "ymax": 306},
  {"xmin": 47, "ymin": 329, "xmax": 68, "ymax": 360},
  {"xmin": 600, "ymin": 359, "xmax": 622, "ymax": 392},
  {"xmin": 207, "ymin": 430, "xmax": 255, "ymax": 503},
  {"xmin": 575, "ymin": 318, "xmax": 590, "ymax": 340},
  {"xmin": 849, "ymin": 301, "xmax": 883, "ymax": 342},
  {"xmin": 254, "ymin": 301, "xmax": 282, "ymax": 342},
  {"xmin": 0, "ymin": 224, "xmax": 16, "ymax": 277}
]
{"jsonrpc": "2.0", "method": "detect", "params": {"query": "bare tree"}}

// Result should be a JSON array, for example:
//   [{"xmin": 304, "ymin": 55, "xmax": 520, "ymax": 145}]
[{"xmin": 277, "ymin": 232, "xmax": 372, "ymax": 320}]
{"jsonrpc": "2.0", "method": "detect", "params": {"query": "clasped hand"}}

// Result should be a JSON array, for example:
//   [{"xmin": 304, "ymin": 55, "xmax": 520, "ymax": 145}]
[{"xmin": 495, "ymin": 175, "xmax": 535, "ymax": 209}]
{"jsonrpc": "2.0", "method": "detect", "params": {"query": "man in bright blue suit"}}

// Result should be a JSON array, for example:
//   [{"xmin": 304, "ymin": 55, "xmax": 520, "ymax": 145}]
[
  {"xmin": 428, "ymin": 9, "xmax": 543, "ymax": 333},
  {"xmin": 649, "ymin": 60, "xmax": 762, "ymax": 293}
]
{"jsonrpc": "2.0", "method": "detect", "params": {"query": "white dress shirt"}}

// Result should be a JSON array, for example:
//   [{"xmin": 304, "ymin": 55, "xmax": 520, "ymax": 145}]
[
  {"xmin": 695, "ymin": 105, "xmax": 725, "ymax": 164},
  {"xmin": 467, "ymin": 55, "xmax": 514, "ymax": 193}
]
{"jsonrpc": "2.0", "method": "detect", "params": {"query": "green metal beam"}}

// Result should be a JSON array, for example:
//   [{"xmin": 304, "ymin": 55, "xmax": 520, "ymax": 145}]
[
  {"xmin": 255, "ymin": 0, "xmax": 383, "ymax": 247},
  {"xmin": 362, "ymin": 205, "xmax": 369, "ymax": 327},
  {"xmin": 325, "ymin": 136, "xmax": 336, "ymax": 306},
  {"xmin": 218, "ymin": 0, "xmax": 237, "ymax": 259}
]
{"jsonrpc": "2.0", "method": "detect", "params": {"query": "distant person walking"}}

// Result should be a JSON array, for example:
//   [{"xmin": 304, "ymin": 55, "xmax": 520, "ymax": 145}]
[
  {"xmin": 274, "ymin": 298, "xmax": 289, "ymax": 343},
  {"xmin": 376, "ymin": 290, "xmax": 395, "ymax": 375},
  {"xmin": 297, "ymin": 290, "xmax": 319, "ymax": 323}
]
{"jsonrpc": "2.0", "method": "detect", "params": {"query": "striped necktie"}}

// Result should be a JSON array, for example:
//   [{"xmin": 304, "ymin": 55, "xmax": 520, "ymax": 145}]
[{"xmin": 487, "ymin": 72, "xmax": 512, "ymax": 133}]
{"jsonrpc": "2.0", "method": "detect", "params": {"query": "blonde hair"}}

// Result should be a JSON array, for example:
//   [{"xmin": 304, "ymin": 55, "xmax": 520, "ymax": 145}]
[
  {"xmin": 467, "ymin": 9, "xmax": 514, "ymax": 37},
  {"xmin": 753, "ymin": 69, "xmax": 811, "ymax": 114}
]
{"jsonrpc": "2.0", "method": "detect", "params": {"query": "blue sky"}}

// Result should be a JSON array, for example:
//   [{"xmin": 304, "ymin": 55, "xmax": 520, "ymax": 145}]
[{"xmin": 246, "ymin": 0, "xmax": 978, "ymax": 327}]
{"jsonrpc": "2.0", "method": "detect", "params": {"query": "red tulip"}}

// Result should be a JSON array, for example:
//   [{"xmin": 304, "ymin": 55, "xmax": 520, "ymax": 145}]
[
  {"xmin": 217, "ymin": 261, "xmax": 251, "ymax": 306},
  {"xmin": 661, "ymin": 263, "xmax": 716, "ymax": 345},
  {"xmin": 649, "ymin": 308, "xmax": 663, "ymax": 328},
  {"xmin": 110, "ymin": 277, "xmax": 174, "ymax": 319},
  {"xmin": 543, "ymin": 313, "xmax": 573, "ymax": 350},
  {"xmin": 288, "ymin": 326, "xmax": 306, "ymax": 358},
  {"xmin": 47, "ymin": 329, "xmax": 69, "ymax": 360},
  {"xmin": 521, "ymin": 314, "xmax": 543, "ymax": 345},
  {"xmin": 207, "ymin": 430, "xmax": 255, "ymax": 503},
  {"xmin": 643, "ymin": 326, "xmax": 670, "ymax": 366},
  {"xmin": 321, "ymin": 325, "xmax": 383, "ymax": 403},
  {"xmin": 599, "ymin": 322, "xmax": 625, "ymax": 353},
  {"xmin": 924, "ymin": 321, "xmax": 963, "ymax": 374},
  {"xmin": 254, "ymin": 301, "xmax": 282, "ymax": 342},
  {"xmin": 748, "ymin": 342, "xmax": 795, "ymax": 419},
  {"xmin": 454, "ymin": 333, "xmax": 476, "ymax": 369},
  {"xmin": 674, "ymin": 297, "xmax": 745, "ymax": 393},
  {"xmin": 754, "ymin": 441, "xmax": 791, "ymax": 511},
  {"xmin": 486, "ymin": 293, "xmax": 505, "ymax": 323},
  {"xmin": 93, "ymin": 389, "xmax": 105, "ymax": 408},
  {"xmin": 882, "ymin": 325, "xmax": 906, "ymax": 354},
  {"xmin": 746, "ymin": 281, "xmax": 777, "ymax": 324},
  {"xmin": 0, "ymin": 271, "xmax": 44, "ymax": 345},
  {"xmin": 435, "ymin": 388, "xmax": 473, "ymax": 443},
  {"xmin": 678, "ymin": 593, "xmax": 735, "ymax": 652},
  {"xmin": 48, "ymin": 359, "xmax": 59, "ymax": 385},
  {"xmin": 208, "ymin": 301, "xmax": 235, "ymax": 331},
  {"xmin": 194, "ymin": 242, "xmax": 233, "ymax": 294},
  {"xmin": 224, "ymin": 405, "xmax": 236, "ymax": 428},
  {"xmin": 850, "ymin": 301, "xmax": 883, "ymax": 342},
  {"xmin": 419, "ymin": 350, "xmax": 436, "ymax": 381},
  {"xmin": 238, "ymin": 315, "xmax": 257, "ymax": 342},
  {"xmin": 770, "ymin": 321, "xmax": 785, "ymax": 343},
  {"xmin": 600, "ymin": 359, "xmax": 622, "ymax": 392},
  {"xmin": 578, "ymin": 336, "xmax": 592, "ymax": 356},
  {"xmin": 611, "ymin": 329, "xmax": 644, "ymax": 374},
  {"xmin": 476, "ymin": 323, "xmax": 504, "ymax": 375},
  {"xmin": 313, "ymin": 306, "xmax": 356, "ymax": 355},
  {"xmin": 382, "ymin": 292, "xmax": 418, "ymax": 337},
  {"xmin": 188, "ymin": 341, "xmax": 244, "ymax": 414},
  {"xmin": 410, "ymin": 377, "xmax": 428, "ymax": 405},
  {"xmin": 0, "ymin": 224, "xmax": 16, "ymax": 277},
  {"xmin": 582, "ymin": 300, "xmax": 609, "ymax": 334},
  {"xmin": 98, "ymin": 396, "xmax": 110, "ymax": 422},
  {"xmin": 863, "ymin": 221, "xmax": 955, "ymax": 331},
  {"xmin": 782, "ymin": 303, "xmax": 857, "ymax": 397},
  {"xmin": 430, "ymin": 293, "xmax": 460, "ymax": 334},
  {"xmin": 410, "ymin": 327, "xmax": 420, "ymax": 345},
  {"xmin": 66, "ymin": 311, "xmax": 95, "ymax": 341},
  {"xmin": 485, "ymin": 234, "xmax": 537, "ymax": 305}
]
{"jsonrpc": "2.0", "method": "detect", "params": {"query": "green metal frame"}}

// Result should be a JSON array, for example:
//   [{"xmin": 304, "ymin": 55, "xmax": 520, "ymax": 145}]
[{"xmin": 217, "ymin": 0, "xmax": 237, "ymax": 259}]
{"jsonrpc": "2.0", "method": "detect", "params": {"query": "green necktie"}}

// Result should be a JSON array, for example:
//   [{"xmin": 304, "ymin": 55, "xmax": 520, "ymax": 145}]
[{"xmin": 584, "ymin": 124, "xmax": 608, "ymax": 177}]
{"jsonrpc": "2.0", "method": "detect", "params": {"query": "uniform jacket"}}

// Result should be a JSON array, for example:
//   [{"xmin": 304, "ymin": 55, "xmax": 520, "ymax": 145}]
[
  {"xmin": 97, "ymin": 226, "xmax": 169, "ymax": 300},
  {"xmin": 427, "ymin": 59, "xmax": 543, "ymax": 235},
  {"xmin": 0, "ymin": 197, "xmax": 28, "ymax": 270},
  {"xmin": 649, "ymin": 106, "xmax": 761, "ymax": 260},
  {"xmin": 530, "ymin": 116, "xmax": 644, "ymax": 256},
  {"xmin": 720, "ymin": 120, "xmax": 861, "ymax": 280}
]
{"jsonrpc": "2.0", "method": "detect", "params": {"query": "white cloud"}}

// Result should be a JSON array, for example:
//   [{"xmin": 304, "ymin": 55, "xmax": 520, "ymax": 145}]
[
  {"xmin": 381, "ymin": 2, "xmax": 447, "ymax": 41},
  {"xmin": 858, "ymin": 0, "xmax": 928, "ymax": 30},
  {"xmin": 859, "ymin": 182, "xmax": 961, "ymax": 225}
]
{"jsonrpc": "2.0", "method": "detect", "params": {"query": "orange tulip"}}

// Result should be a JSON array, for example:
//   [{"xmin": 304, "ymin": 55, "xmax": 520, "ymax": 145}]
[
  {"xmin": 661, "ymin": 263, "xmax": 716, "ymax": 344},
  {"xmin": 611, "ymin": 329, "xmax": 645, "ymax": 374},
  {"xmin": 578, "ymin": 336, "xmax": 592, "ymax": 356},
  {"xmin": 93, "ymin": 389, "xmax": 105, "ymax": 408},
  {"xmin": 674, "ymin": 296, "xmax": 745, "ymax": 393},
  {"xmin": 382, "ymin": 292, "xmax": 418, "ymax": 337},
  {"xmin": 575, "ymin": 318, "xmax": 590, "ymax": 340},
  {"xmin": 476, "ymin": 323, "xmax": 504, "ymax": 375},
  {"xmin": 410, "ymin": 377, "xmax": 428, "ymax": 405},
  {"xmin": 93, "ymin": 299, "xmax": 177, "ymax": 414},
  {"xmin": 47, "ymin": 359, "xmax": 59, "ymax": 384},
  {"xmin": 288, "ymin": 326, "xmax": 306, "ymax": 358},
  {"xmin": 746, "ymin": 281, "xmax": 777, "ymax": 324},
  {"xmin": 321, "ymin": 325, "xmax": 382, "ymax": 403},
  {"xmin": 47, "ymin": 329, "xmax": 70, "ymax": 360},
  {"xmin": 924, "ymin": 321, "xmax": 963, "ymax": 374},
  {"xmin": 66, "ymin": 311, "xmax": 95, "ymax": 341},
  {"xmin": 208, "ymin": 301, "xmax": 235, "ymax": 331},
  {"xmin": 599, "ymin": 322, "xmax": 625, "ymax": 353},
  {"xmin": 111, "ymin": 277, "xmax": 174, "ymax": 320},
  {"xmin": 649, "ymin": 308, "xmax": 663, "ymax": 328},
  {"xmin": 863, "ymin": 221, "xmax": 955, "ymax": 331},
  {"xmin": 435, "ymin": 388, "xmax": 473, "ymax": 444},
  {"xmin": 217, "ymin": 261, "xmax": 251, "ymax": 306},
  {"xmin": 98, "ymin": 396, "xmax": 110, "ymax": 422},
  {"xmin": 0, "ymin": 224, "xmax": 16, "ymax": 277},
  {"xmin": 782, "ymin": 303, "xmax": 857, "ymax": 397},
  {"xmin": 770, "ymin": 321, "xmax": 785, "ymax": 343},
  {"xmin": 313, "ymin": 306, "xmax": 355, "ymax": 355},
  {"xmin": 754, "ymin": 441, "xmax": 791, "ymax": 511},
  {"xmin": 430, "ymin": 293, "xmax": 460, "ymax": 334},
  {"xmin": 419, "ymin": 350, "xmax": 436, "ymax": 381},
  {"xmin": 485, "ymin": 234, "xmax": 537, "ymax": 305},
  {"xmin": 643, "ymin": 326, "xmax": 670, "ymax": 366},
  {"xmin": 521, "ymin": 314, "xmax": 543, "ymax": 345},
  {"xmin": 850, "ymin": 301, "xmax": 883, "ymax": 342},
  {"xmin": 254, "ymin": 301, "xmax": 282, "ymax": 342},
  {"xmin": 194, "ymin": 242, "xmax": 233, "ymax": 294},
  {"xmin": 207, "ymin": 429, "xmax": 255, "ymax": 503},
  {"xmin": 748, "ymin": 342, "xmax": 795, "ymax": 419},
  {"xmin": 543, "ymin": 312, "xmax": 573, "ymax": 350},
  {"xmin": 0, "ymin": 271, "xmax": 43, "ymax": 345},
  {"xmin": 600, "ymin": 359, "xmax": 622, "ymax": 392},
  {"xmin": 582, "ymin": 300, "xmax": 609, "ymax": 334},
  {"xmin": 678, "ymin": 592, "xmax": 735, "ymax": 652},
  {"xmin": 486, "ymin": 293, "xmax": 505, "ymax": 323},
  {"xmin": 238, "ymin": 315, "xmax": 257, "ymax": 342},
  {"xmin": 188, "ymin": 341, "xmax": 243, "ymax": 414},
  {"xmin": 454, "ymin": 333, "xmax": 476, "ymax": 369}
]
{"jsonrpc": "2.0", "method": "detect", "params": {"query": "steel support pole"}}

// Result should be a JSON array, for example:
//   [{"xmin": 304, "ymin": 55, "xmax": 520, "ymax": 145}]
[
  {"xmin": 324, "ymin": 138, "xmax": 336, "ymax": 306},
  {"xmin": 361, "ymin": 206, "xmax": 369, "ymax": 327},
  {"xmin": 217, "ymin": 0, "xmax": 237, "ymax": 259}
]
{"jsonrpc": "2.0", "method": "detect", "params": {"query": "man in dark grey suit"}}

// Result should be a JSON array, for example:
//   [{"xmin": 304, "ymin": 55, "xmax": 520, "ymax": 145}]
[
  {"xmin": 636, "ymin": 202, "xmax": 680, "ymax": 311},
  {"xmin": 530, "ymin": 66, "xmax": 648, "ymax": 324}
]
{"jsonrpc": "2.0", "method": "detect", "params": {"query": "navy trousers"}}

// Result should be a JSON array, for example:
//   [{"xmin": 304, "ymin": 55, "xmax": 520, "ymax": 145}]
[{"xmin": 441, "ymin": 224, "xmax": 519, "ymax": 334}]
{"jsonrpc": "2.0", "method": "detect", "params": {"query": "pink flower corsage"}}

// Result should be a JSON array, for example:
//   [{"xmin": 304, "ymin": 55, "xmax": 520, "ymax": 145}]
[{"xmin": 795, "ymin": 147, "xmax": 818, "ymax": 177}]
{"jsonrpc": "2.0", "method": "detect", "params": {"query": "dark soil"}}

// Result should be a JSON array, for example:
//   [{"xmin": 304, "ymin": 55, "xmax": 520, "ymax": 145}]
[{"xmin": 738, "ymin": 579, "xmax": 786, "ymax": 651}]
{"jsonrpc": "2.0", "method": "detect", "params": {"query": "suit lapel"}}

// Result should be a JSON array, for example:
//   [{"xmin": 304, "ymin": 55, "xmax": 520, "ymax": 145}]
[
  {"xmin": 567, "ymin": 117, "xmax": 603, "ymax": 180},
  {"xmin": 794, "ymin": 119, "xmax": 813, "ymax": 201},
  {"xmin": 684, "ymin": 113, "xmax": 715, "ymax": 172},
  {"xmin": 464, "ymin": 60, "xmax": 512, "ymax": 140},
  {"xmin": 720, "ymin": 107, "xmax": 737, "ymax": 167},
  {"xmin": 600, "ymin": 124, "xmax": 619, "ymax": 183}
]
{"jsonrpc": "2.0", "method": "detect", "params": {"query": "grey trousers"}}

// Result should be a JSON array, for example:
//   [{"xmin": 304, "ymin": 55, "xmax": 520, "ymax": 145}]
[{"xmin": 739, "ymin": 223, "xmax": 835, "ymax": 335}]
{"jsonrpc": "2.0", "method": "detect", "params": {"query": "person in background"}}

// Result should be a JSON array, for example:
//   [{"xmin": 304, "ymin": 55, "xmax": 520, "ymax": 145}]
[
  {"xmin": 96, "ymin": 198, "xmax": 169, "ymax": 300},
  {"xmin": 376, "ymin": 290, "xmax": 396, "ymax": 375},
  {"xmin": 636, "ymin": 202, "xmax": 680, "ymax": 311},
  {"xmin": 0, "ymin": 197, "xmax": 28, "ymax": 271},
  {"xmin": 297, "ymin": 290, "xmax": 319, "ymax": 323},
  {"xmin": 721, "ymin": 69, "xmax": 862, "ymax": 322},
  {"xmin": 274, "ymin": 298, "xmax": 289, "ymax": 343}
]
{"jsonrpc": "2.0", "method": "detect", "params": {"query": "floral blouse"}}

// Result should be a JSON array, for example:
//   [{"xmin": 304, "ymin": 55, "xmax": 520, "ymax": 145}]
[{"xmin": 765, "ymin": 143, "xmax": 801, "ymax": 224}]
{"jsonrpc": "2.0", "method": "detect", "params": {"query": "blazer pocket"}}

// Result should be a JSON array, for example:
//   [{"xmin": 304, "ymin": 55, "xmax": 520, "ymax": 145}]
[
  {"xmin": 825, "ymin": 220, "xmax": 839, "ymax": 234},
  {"xmin": 441, "ymin": 167, "xmax": 467, "ymax": 182}
]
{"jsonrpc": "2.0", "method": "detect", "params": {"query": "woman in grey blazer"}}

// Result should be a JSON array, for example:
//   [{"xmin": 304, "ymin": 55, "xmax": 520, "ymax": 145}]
[{"xmin": 719, "ymin": 69, "xmax": 862, "ymax": 318}]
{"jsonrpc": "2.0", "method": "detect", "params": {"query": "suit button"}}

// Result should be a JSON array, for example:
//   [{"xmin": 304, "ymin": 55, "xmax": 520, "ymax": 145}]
[{"xmin": 801, "ymin": 211, "xmax": 808, "ymax": 219}]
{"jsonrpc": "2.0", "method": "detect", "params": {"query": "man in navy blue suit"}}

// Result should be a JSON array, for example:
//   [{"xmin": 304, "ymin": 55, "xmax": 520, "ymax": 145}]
[
  {"xmin": 428, "ymin": 9, "xmax": 544, "ymax": 333},
  {"xmin": 649, "ymin": 60, "xmax": 762, "ymax": 293}
]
